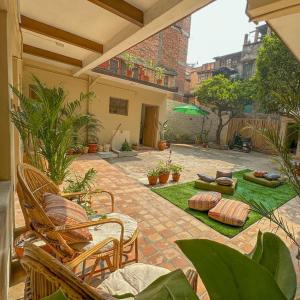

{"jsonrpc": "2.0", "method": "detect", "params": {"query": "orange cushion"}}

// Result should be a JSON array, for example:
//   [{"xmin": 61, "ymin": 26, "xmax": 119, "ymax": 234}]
[
  {"xmin": 254, "ymin": 170, "xmax": 267, "ymax": 178},
  {"xmin": 43, "ymin": 193, "xmax": 93, "ymax": 244},
  {"xmin": 188, "ymin": 192, "xmax": 221, "ymax": 211},
  {"xmin": 208, "ymin": 199, "xmax": 250, "ymax": 227}
]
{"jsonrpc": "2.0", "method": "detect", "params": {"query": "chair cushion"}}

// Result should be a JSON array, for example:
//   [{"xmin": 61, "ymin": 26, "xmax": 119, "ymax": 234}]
[
  {"xmin": 254, "ymin": 170, "xmax": 267, "ymax": 178},
  {"xmin": 208, "ymin": 199, "xmax": 250, "ymax": 227},
  {"xmin": 264, "ymin": 173, "xmax": 281, "ymax": 181},
  {"xmin": 215, "ymin": 177, "xmax": 234, "ymax": 186},
  {"xmin": 216, "ymin": 170, "xmax": 232, "ymax": 178},
  {"xmin": 43, "ymin": 193, "xmax": 92, "ymax": 244},
  {"xmin": 197, "ymin": 174, "xmax": 215, "ymax": 183},
  {"xmin": 72, "ymin": 212, "xmax": 137, "ymax": 253},
  {"xmin": 98, "ymin": 263, "xmax": 169, "ymax": 298},
  {"xmin": 188, "ymin": 192, "xmax": 221, "ymax": 211}
]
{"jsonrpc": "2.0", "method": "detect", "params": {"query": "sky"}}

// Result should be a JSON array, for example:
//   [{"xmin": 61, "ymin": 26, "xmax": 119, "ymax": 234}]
[{"xmin": 187, "ymin": 0, "xmax": 261, "ymax": 66}]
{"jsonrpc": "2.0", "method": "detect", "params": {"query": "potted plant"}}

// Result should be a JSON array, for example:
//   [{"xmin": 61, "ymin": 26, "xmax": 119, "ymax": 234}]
[
  {"xmin": 121, "ymin": 139, "xmax": 132, "ymax": 151},
  {"xmin": 86, "ymin": 113, "xmax": 102, "ymax": 153},
  {"xmin": 154, "ymin": 66, "xmax": 165, "ymax": 85},
  {"xmin": 143, "ymin": 59, "xmax": 155, "ymax": 81},
  {"xmin": 147, "ymin": 168, "xmax": 159, "ymax": 185},
  {"xmin": 123, "ymin": 53, "xmax": 136, "ymax": 77},
  {"xmin": 157, "ymin": 120, "xmax": 168, "ymax": 151},
  {"xmin": 158, "ymin": 162, "xmax": 171, "ymax": 184},
  {"xmin": 170, "ymin": 164, "xmax": 183, "ymax": 182},
  {"xmin": 132, "ymin": 142, "xmax": 139, "ymax": 151}
]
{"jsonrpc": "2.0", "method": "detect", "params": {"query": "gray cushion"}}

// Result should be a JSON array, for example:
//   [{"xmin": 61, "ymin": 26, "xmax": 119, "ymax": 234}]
[
  {"xmin": 197, "ymin": 174, "xmax": 215, "ymax": 183},
  {"xmin": 215, "ymin": 177, "xmax": 234, "ymax": 186},
  {"xmin": 216, "ymin": 170, "xmax": 232, "ymax": 178},
  {"xmin": 264, "ymin": 173, "xmax": 281, "ymax": 181}
]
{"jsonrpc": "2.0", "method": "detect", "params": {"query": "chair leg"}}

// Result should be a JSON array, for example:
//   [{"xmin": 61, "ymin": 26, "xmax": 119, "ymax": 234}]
[{"xmin": 85, "ymin": 257, "xmax": 100, "ymax": 283}]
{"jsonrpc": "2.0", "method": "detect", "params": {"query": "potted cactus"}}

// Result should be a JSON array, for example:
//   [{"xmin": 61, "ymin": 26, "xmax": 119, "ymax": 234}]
[
  {"xmin": 147, "ymin": 168, "xmax": 159, "ymax": 185},
  {"xmin": 170, "ymin": 164, "xmax": 183, "ymax": 182}
]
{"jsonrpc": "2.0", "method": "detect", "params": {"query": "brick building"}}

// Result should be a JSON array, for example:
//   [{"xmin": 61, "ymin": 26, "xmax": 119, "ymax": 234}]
[{"xmin": 127, "ymin": 16, "xmax": 191, "ymax": 101}]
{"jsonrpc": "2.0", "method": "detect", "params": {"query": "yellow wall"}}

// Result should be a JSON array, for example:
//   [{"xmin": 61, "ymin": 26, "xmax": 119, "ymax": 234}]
[{"xmin": 22, "ymin": 59, "xmax": 167, "ymax": 148}]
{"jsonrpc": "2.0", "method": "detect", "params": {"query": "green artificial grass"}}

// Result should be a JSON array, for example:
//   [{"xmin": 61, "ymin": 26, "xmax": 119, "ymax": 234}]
[{"xmin": 152, "ymin": 169, "xmax": 296, "ymax": 238}]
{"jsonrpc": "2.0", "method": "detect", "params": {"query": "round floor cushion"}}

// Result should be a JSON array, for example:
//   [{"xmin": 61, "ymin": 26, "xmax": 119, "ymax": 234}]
[
  {"xmin": 188, "ymin": 191, "xmax": 221, "ymax": 211},
  {"xmin": 215, "ymin": 177, "xmax": 234, "ymax": 186},
  {"xmin": 254, "ymin": 170, "xmax": 267, "ymax": 178}
]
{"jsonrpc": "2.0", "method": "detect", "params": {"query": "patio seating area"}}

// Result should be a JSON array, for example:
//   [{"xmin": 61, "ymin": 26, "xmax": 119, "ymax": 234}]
[{"xmin": 11, "ymin": 147, "xmax": 300, "ymax": 299}]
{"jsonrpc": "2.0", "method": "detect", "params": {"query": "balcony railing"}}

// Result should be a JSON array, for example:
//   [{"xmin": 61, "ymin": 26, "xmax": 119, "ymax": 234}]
[{"xmin": 92, "ymin": 57, "xmax": 178, "ymax": 92}]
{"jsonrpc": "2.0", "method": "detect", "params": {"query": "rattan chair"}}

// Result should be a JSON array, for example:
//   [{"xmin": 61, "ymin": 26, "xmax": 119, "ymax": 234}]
[
  {"xmin": 21, "ymin": 242, "xmax": 198, "ymax": 300},
  {"xmin": 17, "ymin": 163, "xmax": 139, "ymax": 278}
]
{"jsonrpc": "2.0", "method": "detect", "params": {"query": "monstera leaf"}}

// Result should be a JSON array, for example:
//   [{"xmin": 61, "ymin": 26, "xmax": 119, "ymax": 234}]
[
  {"xmin": 176, "ymin": 239, "xmax": 289, "ymax": 300},
  {"xmin": 250, "ymin": 231, "xmax": 296, "ymax": 300},
  {"xmin": 114, "ymin": 269, "xmax": 198, "ymax": 300}
]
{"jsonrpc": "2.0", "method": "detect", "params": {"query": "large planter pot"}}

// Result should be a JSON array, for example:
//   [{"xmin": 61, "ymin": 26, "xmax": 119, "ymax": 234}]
[
  {"xmin": 82, "ymin": 146, "xmax": 89, "ymax": 154},
  {"xmin": 142, "ymin": 75, "xmax": 149, "ymax": 81},
  {"xmin": 157, "ymin": 79, "xmax": 162, "ymax": 85},
  {"xmin": 159, "ymin": 172, "xmax": 170, "ymax": 184},
  {"xmin": 148, "ymin": 175, "xmax": 158, "ymax": 186},
  {"xmin": 172, "ymin": 173, "xmax": 181, "ymax": 182},
  {"xmin": 158, "ymin": 140, "xmax": 166, "ymax": 151},
  {"xmin": 88, "ymin": 143, "xmax": 98, "ymax": 153}
]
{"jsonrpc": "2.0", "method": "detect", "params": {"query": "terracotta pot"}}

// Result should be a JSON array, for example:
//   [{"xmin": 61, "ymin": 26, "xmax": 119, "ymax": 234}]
[
  {"xmin": 157, "ymin": 79, "xmax": 162, "ymax": 85},
  {"xmin": 158, "ymin": 140, "xmax": 166, "ymax": 151},
  {"xmin": 202, "ymin": 143, "xmax": 208, "ymax": 148},
  {"xmin": 88, "ymin": 143, "xmax": 98, "ymax": 153},
  {"xmin": 67, "ymin": 148, "xmax": 74, "ymax": 155},
  {"xmin": 127, "ymin": 70, "xmax": 133, "ymax": 77},
  {"xmin": 159, "ymin": 172, "xmax": 170, "ymax": 184},
  {"xmin": 148, "ymin": 175, "xmax": 158, "ymax": 185},
  {"xmin": 82, "ymin": 146, "xmax": 89, "ymax": 154},
  {"xmin": 172, "ymin": 173, "xmax": 181, "ymax": 182},
  {"xmin": 142, "ymin": 75, "xmax": 149, "ymax": 81},
  {"xmin": 296, "ymin": 168, "xmax": 300, "ymax": 176}
]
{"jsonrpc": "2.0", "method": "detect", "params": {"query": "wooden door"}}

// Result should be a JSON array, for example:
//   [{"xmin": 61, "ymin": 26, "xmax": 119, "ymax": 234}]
[{"xmin": 143, "ymin": 106, "xmax": 158, "ymax": 147}]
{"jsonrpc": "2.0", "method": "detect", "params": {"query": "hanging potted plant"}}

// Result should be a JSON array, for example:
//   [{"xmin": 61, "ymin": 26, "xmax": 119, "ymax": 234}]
[
  {"xmin": 157, "ymin": 120, "xmax": 168, "ymax": 151},
  {"xmin": 154, "ymin": 66, "xmax": 165, "ymax": 85},
  {"xmin": 170, "ymin": 164, "xmax": 183, "ymax": 182},
  {"xmin": 147, "ymin": 168, "xmax": 159, "ymax": 185},
  {"xmin": 158, "ymin": 162, "xmax": 171, "ymax": 184},
  {"xmin": 123, "ymin": 52, "xmax": 136, "ymax": 77}
]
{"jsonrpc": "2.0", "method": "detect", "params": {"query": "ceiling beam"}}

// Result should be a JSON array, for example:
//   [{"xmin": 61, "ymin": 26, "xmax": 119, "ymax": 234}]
[
  {"xmin": 87, "ymin": 0, "xmax": 144, "ymax": 27},
  {"xmin": 20, "ymin": 15, "xmax": 103, "ymax": 53},
  {"xmin": 23, "ymin": 44, "xmax": 83, "ymax": 67}
]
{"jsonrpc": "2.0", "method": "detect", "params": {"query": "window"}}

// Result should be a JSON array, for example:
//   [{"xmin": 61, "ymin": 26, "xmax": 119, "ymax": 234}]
[{"xmin": 109, "ymin": 97, "xmax": 128, "ymax": 116}]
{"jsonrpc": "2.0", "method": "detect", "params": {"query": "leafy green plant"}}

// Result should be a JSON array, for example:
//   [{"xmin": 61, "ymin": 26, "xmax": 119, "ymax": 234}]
[
  {"xmin": 122, "ymin": 52, "xmax": 136, "ymax": 70},
  {"xmin": 11, "ymin": 76, "xmax": 96, "ymax": 184},
  {"xmin": 157, "ymin": 161, "xmax": 171, "ymax": 175},
  {"xmin": 157, "ymin": 120, "xmax": 168, "ymax": 140},
  {"xmin": 64, "ymin": 168, "xmax": 97, "ymax": 193},
  {"xmin": 154, "ymin": 66, "xmax": 166, "ymax": 80},
  {"xmin": 147, "ymin": 168, "xmax": 159, "ymax": 177},
  {"xmin": 170, "ymin": 164, "xmax": 183, "ymax": 175},
  {"xmin": 120, "ymin": 139, "xmax": 132, "ymax": 151}
]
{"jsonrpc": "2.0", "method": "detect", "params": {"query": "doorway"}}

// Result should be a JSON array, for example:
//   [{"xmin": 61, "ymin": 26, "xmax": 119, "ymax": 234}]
[{"xmin": 140, "ymin": 104, "xmax": 159, "ymax": 148}]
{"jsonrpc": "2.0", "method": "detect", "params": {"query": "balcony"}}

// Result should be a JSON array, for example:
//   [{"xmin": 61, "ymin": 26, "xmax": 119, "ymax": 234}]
[{"xmin": 92, "ymin": 57, "xmax": 178, "ymax": 93}]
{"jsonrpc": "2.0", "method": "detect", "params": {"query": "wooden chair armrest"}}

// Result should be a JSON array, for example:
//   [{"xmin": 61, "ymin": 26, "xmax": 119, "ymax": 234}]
[
  {"xmin": 60, "ymin": 190, "xmax": 101, "ymax": 199},
  {"xmin": 66, "ymin": 237, "xmax": 120, "ymax": 269},
  {"xmin": 185, "ymin": 269, "xmax": 198, "ymax": 292}
]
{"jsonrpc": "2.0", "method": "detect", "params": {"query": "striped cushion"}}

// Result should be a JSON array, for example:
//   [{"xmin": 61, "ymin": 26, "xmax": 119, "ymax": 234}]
[
  {"xmin": 215, "ymin": 177, "xmax": 233, "ymax": 186},
  {"xmin": 208, "ymin": 199, "xmax": 250, "ymax": 227},
  {"xmin": 43, "ymin": 193, "xmax": 93, "ymax": 244},
  {"xmin": 188, "ymin": 192, "xmax": 221, "ymax": 211},
  {"xmin": 216, "ymin": 171, "xmax": 232, "ymax": 178}
]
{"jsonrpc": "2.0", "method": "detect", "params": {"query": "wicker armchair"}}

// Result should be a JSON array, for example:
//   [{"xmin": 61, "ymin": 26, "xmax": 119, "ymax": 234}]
[
  {"xmin": 17, "ymin": 163, "xmax": 138, "ymax": 279},
  {"xmin": 21, "ymin": 243, "xmax": 198, "ymax": 300}
]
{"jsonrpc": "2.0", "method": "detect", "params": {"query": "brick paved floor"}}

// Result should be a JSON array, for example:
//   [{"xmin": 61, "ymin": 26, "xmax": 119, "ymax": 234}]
[{"xmin": 11, "ymin": 147, "xmax": 300, "ymax": 299}]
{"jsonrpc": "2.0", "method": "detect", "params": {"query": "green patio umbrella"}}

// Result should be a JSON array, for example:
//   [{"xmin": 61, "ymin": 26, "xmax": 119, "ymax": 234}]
[{"xmin": 173, "ymin": 104, "xmax": 209, "ymax": 116}]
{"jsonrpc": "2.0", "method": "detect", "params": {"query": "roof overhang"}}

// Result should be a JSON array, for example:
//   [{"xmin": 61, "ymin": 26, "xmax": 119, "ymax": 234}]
[
  {"xmin": 20, "ymin": 0, "xmax": 215, "ymax": 77},
  {"xmin": 246, "ymin": 0, "xmax": 300, "ymax": 60}
]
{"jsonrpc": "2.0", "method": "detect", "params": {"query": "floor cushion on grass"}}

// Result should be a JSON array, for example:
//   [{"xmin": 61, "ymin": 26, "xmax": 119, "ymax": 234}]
[
  {"xmin": 98, "ymin": 263, "xmax": 169, "ymax": 297},
  {"xmin": 216, "ymin": 170, "xmax": 232, "ymax": 178},
  {"xmin": 194, "ymin": 178, "xmax": 238, "ymax": 195},
  {"xmin": 43, "ymin": 193, "xmax": 92, "ymax": 244},
  {"xmin": 208, "ymin": 199, "xmax": 250, "ymax": 227},
  {"xmin": 254, "ymin": 170, "xmax": 267, "ymax": 178},
  {"xmin": 215, "ymin": 177, "xmax": 234, "ymax": 186},
  {"xmin": 264, "ymin": 173, "xmax": 281, "ymax": 181},
  {"xmin": 243, "ymin": 172, "xmax": 282, "ymax": 188},
  {"xmin": 188, "ymin": 191, "xmax": 221, "ymax": 211},
  {"xmin": 197, "ymin": 174, "xmax": 215, "ymax": 183}
]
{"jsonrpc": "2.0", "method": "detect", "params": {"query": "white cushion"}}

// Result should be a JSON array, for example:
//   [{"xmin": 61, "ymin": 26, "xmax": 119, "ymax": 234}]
[
  {"xmin": 71, "ymin": 212, "xmax": 137, "ymax": 253},
  {"xmin": 98, "ymin": 263, "xmax": 169, "ymax": 298}
]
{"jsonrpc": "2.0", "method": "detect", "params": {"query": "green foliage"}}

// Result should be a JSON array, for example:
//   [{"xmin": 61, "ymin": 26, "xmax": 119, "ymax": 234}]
[
  {"xmin": 64, "ymin": 168, "xmax": 97, "ymax": 193},
  {"xmin": 157, "ymin": 161, "xmax": 171, "ymax": 175},
  {"xmin": 170, "ymin": 163, "xmax": 183, "ymax": 175},
  {"xmin": 195, "ymin": 75, "xmax": 250, "ymax": 144},
  {"xmin": 114, "ymin": 269, "xmax": 198, "ymax": 299},
  {"xmin": 41, "ymin": 289, "xmax": 68, "ymax": 300},
  {"xmin": 122, "ymin": 52, "xmax": 136, "ymax": 70},
  {"xmin": 147, "ymin": 168, "xmax": 159, "ymax": 177},
  {"xmin": 120, "ymin": 139, "xmax": 132, "ymax": 151},
  {"xmin": 157, "ymin": 120, "xmax": 168, "ymax": 140},
  {"xmin": 255, "ymin": 34, "xmax": 300, "ymax": 119},
  {"xmin": 154, "ymin": 66, "xmax": 166, "ymax": 80},
  {"xmin": 176, "ymin": 235, "xmax": 295, "ymax": 300},
  {"xmin": 11, "ymin": 75, "xmax": 96, "ymax": 184}
]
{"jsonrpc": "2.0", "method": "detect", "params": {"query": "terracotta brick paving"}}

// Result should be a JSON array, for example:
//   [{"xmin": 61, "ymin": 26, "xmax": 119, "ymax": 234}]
[{"xmin": 12, "ymin": 152, "xmax": 300, "ymax": 299}]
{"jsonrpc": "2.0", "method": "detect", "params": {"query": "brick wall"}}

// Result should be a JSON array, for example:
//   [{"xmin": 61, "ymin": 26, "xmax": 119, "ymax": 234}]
[{"xmin": 127, "ymin": 16, "xmax": 191, "ymax": 99}]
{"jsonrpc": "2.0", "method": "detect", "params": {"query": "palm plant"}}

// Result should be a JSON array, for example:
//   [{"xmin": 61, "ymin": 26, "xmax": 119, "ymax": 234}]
[{"xmin": 11, "ymin": 75, "xmax": 97, "ymax": 184}]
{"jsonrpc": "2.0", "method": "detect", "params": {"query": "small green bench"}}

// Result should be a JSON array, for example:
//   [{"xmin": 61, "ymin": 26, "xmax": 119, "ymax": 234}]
[
  {"xmin": 194, "ymin": 178, "xmax": 238, "ymax": 195},
  {"xmin": 243, "ymin": 171, "xmax": 283, "ymax": 188}
]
